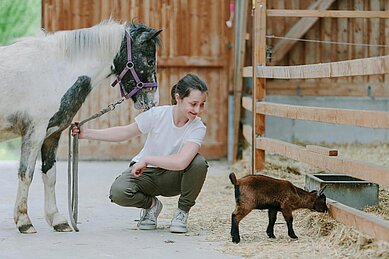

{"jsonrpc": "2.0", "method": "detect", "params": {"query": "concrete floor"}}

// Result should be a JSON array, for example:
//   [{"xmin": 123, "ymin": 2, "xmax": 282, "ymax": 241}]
[{"xmin": 0, "ymin": 160, "xmax": 239, "ymax": 259}]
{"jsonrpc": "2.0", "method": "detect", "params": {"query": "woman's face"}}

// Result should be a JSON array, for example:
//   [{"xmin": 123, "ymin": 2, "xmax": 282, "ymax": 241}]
[{"xmin": 176, "ymin": 89, "xmax": 207, "ymax": 121}]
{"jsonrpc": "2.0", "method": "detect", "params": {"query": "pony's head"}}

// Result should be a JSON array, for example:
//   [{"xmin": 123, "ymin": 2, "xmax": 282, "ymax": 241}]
[{"xmin": 113, "ymin": 23, "xmax": 162, "ymax": 110}]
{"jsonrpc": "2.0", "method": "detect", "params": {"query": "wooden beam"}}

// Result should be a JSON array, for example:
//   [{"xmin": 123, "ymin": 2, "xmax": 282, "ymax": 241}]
[
  {"xmin": 158, "ymin": 57, "xmax": 224, "ymax": 67},
  {"xmin": 265, "ymin": 80, "xmax": 389, "ymax": 97},
  {"xmin": 242, "ymin": 97, "xmax": 389, "ymax": 129},
  {"xmin": 306, "ymin": 145, "xmax": 338, "ymax": 156},
  {"xmin": 270, "ymin": 0, "xmax": 337, "ymax": 65},
  {"xmin": 256, "ymin": 137, "xmax": 389, "ymax": 186},
  {"xmin": 243, "ymin": 55, "xmax": 389, "ymax": 79},
  {"xmin": 242, "ymin": 124, "xmax": 252, "ymax": 146},
  {"xmin": 268, "ymin": 10, "xmax": 389, "ymax": 18},
  {"xmin": 251, "ymin": 0, "xmax": 267, "ymax": 172},
  {"xmin": 232, "ymin": 0, "xmax": 249, "ymax": 162},
  {"xmin": 328, "ymin": 198, "xmax": 389, "ymax": 243}
]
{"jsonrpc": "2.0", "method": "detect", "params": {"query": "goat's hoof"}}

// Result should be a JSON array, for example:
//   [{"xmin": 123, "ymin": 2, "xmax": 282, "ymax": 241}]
[
  {"xmin": 53, "ymin": 223, "xmax": 73, "ymax": 232},
  {"xmin": 18, "ymin": 224, "xmax": 37, "ymax": 234},
  {"xmin": 232, "ymin": 236, "xmax": 241, "ymax": 244},
  {"xmin": 267, "ymin": 234, "xmax": 276, "ymax": 239},
  {"xmin": 289, "ymin": 235, "xmax": 298, "ymax": 239}
]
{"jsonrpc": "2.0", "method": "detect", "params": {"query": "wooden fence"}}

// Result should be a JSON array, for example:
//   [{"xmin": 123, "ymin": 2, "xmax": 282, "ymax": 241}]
[{"xmin": 241, "ymin": 0, "xmax": 389, "ymax": 243}]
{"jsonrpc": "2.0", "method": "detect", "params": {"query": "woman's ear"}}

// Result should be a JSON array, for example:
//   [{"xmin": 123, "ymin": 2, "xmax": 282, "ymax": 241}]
[{"xmin": 175, "ymin": 93, "xmax": 180, "ymax": 103}]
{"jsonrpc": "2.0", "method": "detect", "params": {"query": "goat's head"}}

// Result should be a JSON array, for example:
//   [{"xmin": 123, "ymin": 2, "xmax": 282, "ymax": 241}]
[{"xmin": 311, "ymin": 185, "xmax": 328, "ymax": 212}]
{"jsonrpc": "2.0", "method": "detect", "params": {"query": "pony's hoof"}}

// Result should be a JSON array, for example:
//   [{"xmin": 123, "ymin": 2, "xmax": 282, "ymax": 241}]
[
  {"xmin": 54, "ymin": 223, "xmax": 73, "ymax": 232},
  {"xmin": 18, "ymin": 224, "xmax": 37, "ymax": 234}
]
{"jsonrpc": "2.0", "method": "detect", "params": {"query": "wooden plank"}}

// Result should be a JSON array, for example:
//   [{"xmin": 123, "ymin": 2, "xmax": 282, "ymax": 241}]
[
  {"xmin": 242, "ymin": 97, "xmax": 389, "ymax": 129},
  {"xmin": 327, "ymin": 198, "xmax": 389, "ymax": 243},
  {"xmin": 368, "ymin": 0, "xmax": 383, "ymax": 85},
  {"xmin": 336, "ymin": 0, "xmax": 349, "ymax": 86},
  {"xmin": 243, "ymin": 55, "xmax": 389, "ymax": 79},
  {"xmin": 306, "ymin": 145, "xmax": 338, "ymax": 156},
  {"xmin": 252, "ymin": 0, "xmax": 267, "ymax": 172},
  {"xmin": 267, "ymin": 10, "xmax": 389, "ymax": 18},
  {"xmin": 157, "ymin": 57, "xmax": 224, "ymax": 67},
  {"xmin": 242, "ymin": 124, "xmax": 252, "ymax": 145},
  {"xmin": 256, "ymin": 137, "xmax": 389, "ymax": 186},
  {"xmin": 386, "ymin": 1, "xmax": 389, "ymax": 86},
  {"xmin": 265, "ymin": 80, "xmax": 389, "ymax": 97},
  {"xmin": 232, "ymin": 0, "xmax": 249, "ymax": 162},
  {"xmin": 271, "ymin": 0, "xmax": 336, "ymax": 65}
]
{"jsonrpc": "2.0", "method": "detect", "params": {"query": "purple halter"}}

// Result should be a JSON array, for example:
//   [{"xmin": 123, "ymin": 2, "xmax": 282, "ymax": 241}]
[{"xmin": 111, "ymin": 30, "xmax": 158, "ymax": 99}]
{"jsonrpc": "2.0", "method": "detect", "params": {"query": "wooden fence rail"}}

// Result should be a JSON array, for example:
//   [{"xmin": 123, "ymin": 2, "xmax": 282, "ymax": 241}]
[
  {"xmin": 243, "ymin": 55, "xmax": 389, "ymax": 79},
  {"xmin": 242, "ymin": 96, "xmax": 389, "ymax": 129}
]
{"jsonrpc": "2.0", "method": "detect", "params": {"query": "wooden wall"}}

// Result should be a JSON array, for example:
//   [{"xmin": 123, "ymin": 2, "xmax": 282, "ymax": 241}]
[
  {"xmin": 263, "ymin": 0, "xmax": 389, "ymax": 97},
  {"xmin": 42, "ymin": 0, "xmax": 233, "ymax": 160}
]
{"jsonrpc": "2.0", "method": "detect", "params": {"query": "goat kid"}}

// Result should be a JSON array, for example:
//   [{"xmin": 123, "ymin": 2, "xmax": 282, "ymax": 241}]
[{"xmin": 229, "ymin": 172, "xmax": 328, "ymax": 243}]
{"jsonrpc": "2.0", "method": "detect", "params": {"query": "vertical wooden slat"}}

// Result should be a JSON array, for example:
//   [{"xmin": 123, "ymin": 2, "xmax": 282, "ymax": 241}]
[
  {"xmin": 352, "ymin": 0, "xmax": 364, "ymax": 85},
  {"xmin": 368, "ymin": 0, "xmax": 382, "ymax": 85},
  {"xmin": 252, "ymin": 0, "xmax": 266, "ymax": 172},
  {"xmin": 385, "ymin": 0, "xmax": 389, "ymax": 93},
  {"xmin": 232, "ymin": 0, "xmax": 248, "ymax": 161},
  {"xmin": 336, "ymin": 0, "xmax": 349, "ymax": 85}
]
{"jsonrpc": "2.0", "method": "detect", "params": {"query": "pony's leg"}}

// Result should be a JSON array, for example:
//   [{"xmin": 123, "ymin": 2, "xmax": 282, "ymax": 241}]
[
  {"xmin": 41, "ymin": 133, "xmax": 72, "ymax": 232},
  {"xmin": 14, "ymin": 127, "xmax": 46, "ymax": 234}
]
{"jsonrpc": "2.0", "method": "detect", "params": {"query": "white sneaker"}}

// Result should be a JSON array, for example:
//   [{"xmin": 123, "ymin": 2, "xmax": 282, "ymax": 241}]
[
  {"xmin": 138, "ymin": 197, "xmax": 163, "ymax": 230},
  {"xmin": 170, "ymin": 208, "xmax": 188, "ymax": 233}
]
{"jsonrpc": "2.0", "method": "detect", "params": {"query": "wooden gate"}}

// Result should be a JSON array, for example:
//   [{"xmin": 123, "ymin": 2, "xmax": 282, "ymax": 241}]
[{"xmin": 42, "ymin": 0, "xmax": 234, "ymax": 160}]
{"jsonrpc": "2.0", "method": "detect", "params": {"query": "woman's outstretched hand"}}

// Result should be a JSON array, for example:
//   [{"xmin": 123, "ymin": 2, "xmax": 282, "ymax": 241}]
[{"xmin": 71, "ymin": 122, "xmax": 83, "ymax": 138}]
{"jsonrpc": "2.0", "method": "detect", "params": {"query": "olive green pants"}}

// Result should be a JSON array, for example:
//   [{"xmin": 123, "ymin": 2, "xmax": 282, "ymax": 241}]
[{"xmin": 109, "ymin": 154, "xmax": 208, "ymax": 212}]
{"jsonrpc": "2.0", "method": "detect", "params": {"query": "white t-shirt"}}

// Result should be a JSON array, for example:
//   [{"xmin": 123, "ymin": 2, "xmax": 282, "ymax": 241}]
[{"xmin": 131, "ymin": 105, "xmax": 206, "ymax": 163}]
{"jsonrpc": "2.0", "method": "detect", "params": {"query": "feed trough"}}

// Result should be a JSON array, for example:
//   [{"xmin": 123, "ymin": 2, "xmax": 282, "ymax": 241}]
[{"xmin": 305, "ymin": 174, "xmax": 379, "ymax": 209}]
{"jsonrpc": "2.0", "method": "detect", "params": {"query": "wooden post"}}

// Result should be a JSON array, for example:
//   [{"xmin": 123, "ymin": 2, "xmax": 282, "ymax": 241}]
[
  {"xmin": 251, "ymin": 0, "xmax": 266, "ymax": 173},
  {"xmin": 232, "ymin": 0, "xmax": 249, "ymax": 162}
]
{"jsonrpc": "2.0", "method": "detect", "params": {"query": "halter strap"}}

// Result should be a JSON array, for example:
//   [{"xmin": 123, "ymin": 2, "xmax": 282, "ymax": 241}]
[{"xmin": 111, "ymin": 30, "xmax": 158, "ymax": 99}]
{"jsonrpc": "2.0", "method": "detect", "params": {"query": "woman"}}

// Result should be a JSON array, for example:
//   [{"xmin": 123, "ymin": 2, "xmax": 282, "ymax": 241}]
[{"xmin": 71, "ymin": 73, "xmax": 208, "ymax": 233}]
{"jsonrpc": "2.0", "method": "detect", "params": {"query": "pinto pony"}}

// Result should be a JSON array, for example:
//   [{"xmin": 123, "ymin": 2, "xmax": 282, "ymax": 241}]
[{"xmin": 0, "ymin": 21, "xmax": 161, "ymax": 233}]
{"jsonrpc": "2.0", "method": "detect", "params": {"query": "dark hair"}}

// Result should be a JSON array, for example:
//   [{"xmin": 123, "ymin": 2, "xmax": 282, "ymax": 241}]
[{"xmin": 171, "ymin": 74, "xmax": 208, "ymax": 105}]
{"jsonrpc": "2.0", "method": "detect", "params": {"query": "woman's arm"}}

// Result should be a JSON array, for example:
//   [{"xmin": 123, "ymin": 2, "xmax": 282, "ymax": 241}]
[
  {"xmin": 71, "ymin": 122, "xmax": 142, "ymax": 142},
  {"xmin": 131, "ymin": 142, "xmax": 200, "ymax": 175}
]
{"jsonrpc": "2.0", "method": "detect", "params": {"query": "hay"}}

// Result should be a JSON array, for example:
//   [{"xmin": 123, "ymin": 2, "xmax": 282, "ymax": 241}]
[{"xmin": 158, "ymin": 144, "xmax": 389, "ymax": 258}]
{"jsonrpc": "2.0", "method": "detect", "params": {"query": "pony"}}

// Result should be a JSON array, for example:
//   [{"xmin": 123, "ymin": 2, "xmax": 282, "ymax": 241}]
[{"xmin": 0, "ymin": 20, "xmax": 162, "ymax": 234}]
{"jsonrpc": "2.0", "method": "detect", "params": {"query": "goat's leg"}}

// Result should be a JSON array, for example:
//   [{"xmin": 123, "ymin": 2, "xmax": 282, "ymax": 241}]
[
  {"xmin": 231, "ymin": 207, "xmax": 252, "ymax": 243},
  {"xmin": 14, "ymin": 127, "xmax": 46, "ymax": 233},
  {"xmin": 281, "ymin": 209, "xmax": 298, "ymax": 239},
  {"xmin": 266, "ymin": 209, "xmax": 278, "ymax": 238},
  {"xmin": 41, "ymin": 133, "xmax": 72, "ymax": 232}
]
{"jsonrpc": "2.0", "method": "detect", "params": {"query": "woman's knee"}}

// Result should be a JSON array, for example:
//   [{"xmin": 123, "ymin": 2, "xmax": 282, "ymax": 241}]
[
  {"xmin": 109, "ymin": 180, "xmax": 134, "ymax": 205},
  {"xmin": 188, "ymin": 154, "xmax": 208, "ymax": 176}
]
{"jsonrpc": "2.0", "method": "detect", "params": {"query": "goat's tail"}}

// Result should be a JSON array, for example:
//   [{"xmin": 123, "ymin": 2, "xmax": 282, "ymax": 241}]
[
  {"xmin": 229, "ymin": 172, "xmax": 241, "ymax": 203},
  {"xmin": 229, "ymin": 172, "xmax": 238, "ymax": 185}
]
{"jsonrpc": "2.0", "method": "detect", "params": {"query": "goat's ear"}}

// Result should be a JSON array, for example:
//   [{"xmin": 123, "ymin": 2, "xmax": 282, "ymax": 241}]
[{"xmin": 318, "ymin": 185, "xmax": 327, "ymax": 196}]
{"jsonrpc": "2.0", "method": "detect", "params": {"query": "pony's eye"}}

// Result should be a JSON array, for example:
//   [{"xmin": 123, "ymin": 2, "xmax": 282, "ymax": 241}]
[{"xmin": 147, "ymin": 59, "xmax": 155, "ymax": 66}]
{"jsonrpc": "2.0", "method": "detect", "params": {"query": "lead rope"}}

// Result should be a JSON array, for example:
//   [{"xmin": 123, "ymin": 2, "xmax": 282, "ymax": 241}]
[{"xmin": 67, "ymin": 97, "xmax": 125, "ymax": 232}]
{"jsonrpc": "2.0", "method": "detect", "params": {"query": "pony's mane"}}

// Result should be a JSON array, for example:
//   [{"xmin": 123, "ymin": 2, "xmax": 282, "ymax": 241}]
[{"xmin": 55, "ymin": 20, "xmax": 125, "ymax": 62}]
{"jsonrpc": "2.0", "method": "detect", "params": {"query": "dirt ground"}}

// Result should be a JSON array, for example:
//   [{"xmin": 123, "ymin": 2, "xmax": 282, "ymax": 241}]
[{"xmin": 158, "ymin": 143, "xmax": 389, "ymax": 259}]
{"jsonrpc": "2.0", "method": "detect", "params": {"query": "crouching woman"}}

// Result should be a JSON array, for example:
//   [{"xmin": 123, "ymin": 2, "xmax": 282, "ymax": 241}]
[{"xmin": 71, "ymin": 73, "xmax": 209, "ymax": 233}]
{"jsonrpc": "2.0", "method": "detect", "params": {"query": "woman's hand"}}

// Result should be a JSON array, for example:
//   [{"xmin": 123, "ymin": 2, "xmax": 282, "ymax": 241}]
[
  {"xmin": 131, "ymin": 160, "xmax": 147, "ymax": 177},
  {"xmin": 71, "ymin": 122, "xmax": 85, "ymax": 139}
]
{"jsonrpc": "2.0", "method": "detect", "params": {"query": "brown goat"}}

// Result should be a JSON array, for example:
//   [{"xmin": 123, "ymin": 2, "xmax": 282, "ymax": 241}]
[{"xmin": 229, "ymin": 172, "xmax": 328, "ymax": 243}]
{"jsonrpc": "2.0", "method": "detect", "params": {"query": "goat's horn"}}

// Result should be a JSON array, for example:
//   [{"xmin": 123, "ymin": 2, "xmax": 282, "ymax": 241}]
[{"xmin": 318, "ymin": 185, "xmax": 327, "ymax": 196}]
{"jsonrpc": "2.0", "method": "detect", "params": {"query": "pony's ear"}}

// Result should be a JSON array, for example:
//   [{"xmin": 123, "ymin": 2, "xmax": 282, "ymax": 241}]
[{"xmin": 139, "ymin": 29, "xmax": 163, "ymax": 44}]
